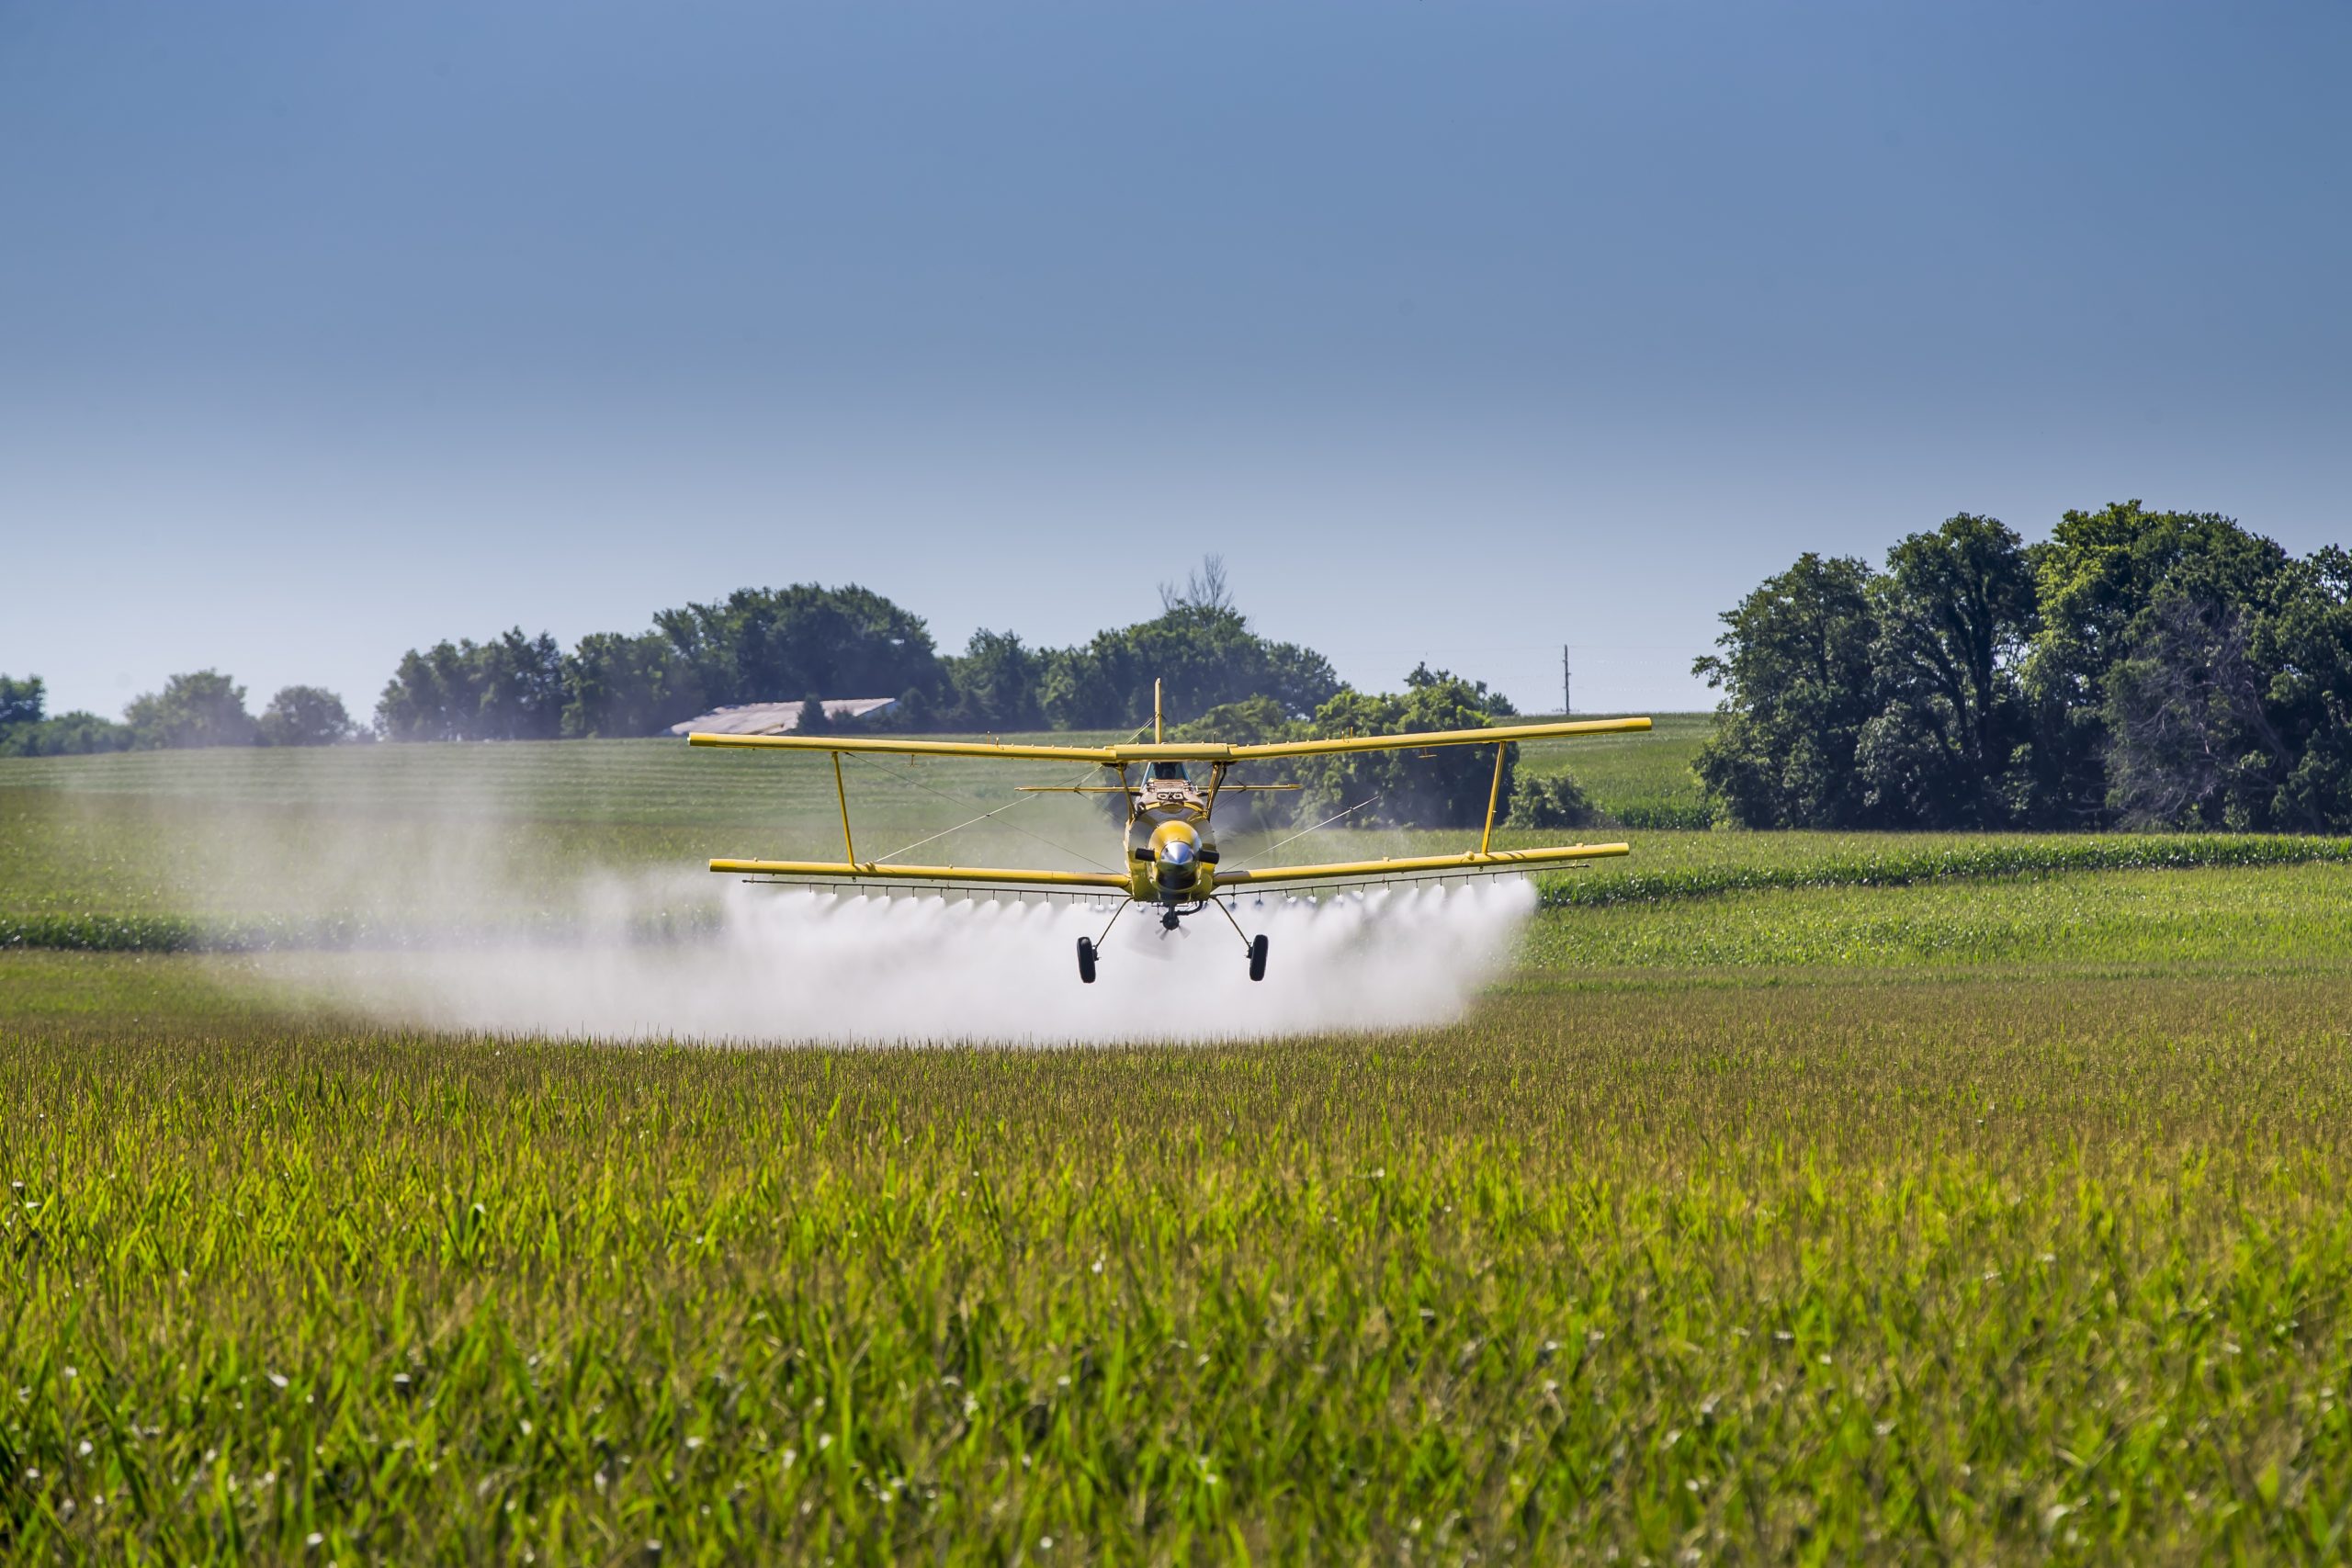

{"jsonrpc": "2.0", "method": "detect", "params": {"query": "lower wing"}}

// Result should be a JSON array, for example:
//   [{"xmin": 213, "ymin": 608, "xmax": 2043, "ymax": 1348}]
[
  {"xmin": 710, "ymin": 857, "xmax": 1129, "ymax": 896},
  {"xmin": 1215, "ymin": 842, "xmax": 1628, "ymax": 890}
]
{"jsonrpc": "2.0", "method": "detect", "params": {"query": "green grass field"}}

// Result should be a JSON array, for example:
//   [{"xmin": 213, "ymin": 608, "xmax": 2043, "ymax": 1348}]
[
  {"xmin": 6, "ymin": 736, "xmax": 2352, "ymax": 1561},
  {"xmin": 1516, "ymin": 710, "xmax": 1713, "ymax": 827}
]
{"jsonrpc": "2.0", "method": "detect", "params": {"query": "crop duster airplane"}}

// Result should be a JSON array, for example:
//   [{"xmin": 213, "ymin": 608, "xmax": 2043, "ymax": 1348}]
[{"xmin": 691, "ymin": 684, "xmax": 1651, "ymax": 984}]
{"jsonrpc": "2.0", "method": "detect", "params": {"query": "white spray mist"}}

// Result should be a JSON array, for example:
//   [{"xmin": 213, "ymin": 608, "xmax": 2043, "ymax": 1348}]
[
  {"xmin": 266, "ymin": 873, "xmax": 1537, "ymax": 1044},
  {"xmin": 130, "ymin": 749, "xmax": 1539, "ymax": 1044}
]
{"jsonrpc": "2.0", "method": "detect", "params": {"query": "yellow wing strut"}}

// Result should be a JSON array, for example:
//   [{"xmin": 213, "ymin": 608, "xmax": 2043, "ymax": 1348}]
[
  {"xmin": 1479, "ymin": 743, "xmax": 1506, "ymax": 857},
  {"xmin": 831, "ymin": 752, "xmax": 854, "ymax": 862}
]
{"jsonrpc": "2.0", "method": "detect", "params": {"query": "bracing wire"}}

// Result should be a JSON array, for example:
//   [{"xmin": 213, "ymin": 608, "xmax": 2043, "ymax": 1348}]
[
  {"xmin": 854, "ymin": 719, "xmax": 1154, "ymax": 873},
  {"xmin": 1224, "ymin": 794, "xmax": 1384, "ymax": 872}
]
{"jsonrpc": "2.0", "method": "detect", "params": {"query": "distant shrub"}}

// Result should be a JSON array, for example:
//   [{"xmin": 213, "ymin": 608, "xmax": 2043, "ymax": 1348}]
[
  {"xmin": 0, "ymin": 672, "xmax": 132, "ymax": 756},
  {"xmin": 126, "ymin": 671, "xmax": 255, "ymax": 750},
  {"xmin": 257, "ymin": 685, "xmax": 356, "ymax": 747},
  {"xmin": 1507, "ymin": 772, "xmax": 1601, "ymax": 830},
  {"xmin": 0, "ymin": 711, "xmax": 131, "ymax": 757}
]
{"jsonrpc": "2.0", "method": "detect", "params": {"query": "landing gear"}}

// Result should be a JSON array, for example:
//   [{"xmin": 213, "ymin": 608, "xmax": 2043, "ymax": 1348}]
[
  {"xmin": 1076, "ymin": 937, "xmax": 1097, "ymax": 984},
  {"xmin": 1205, "ymin": 896, "xmax": 1271, "ymax": 981}
]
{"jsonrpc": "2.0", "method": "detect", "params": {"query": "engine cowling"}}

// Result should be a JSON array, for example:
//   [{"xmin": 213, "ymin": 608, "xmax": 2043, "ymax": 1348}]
[{"xmin": 1148, "ymin": 819, "xmax": 1207, "ymax": 898}]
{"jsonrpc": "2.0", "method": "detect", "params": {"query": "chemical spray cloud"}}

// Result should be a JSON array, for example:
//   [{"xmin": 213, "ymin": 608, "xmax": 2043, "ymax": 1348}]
[
  {"xmin": 119, "ymin": 753, "xmax": 1538, "ymax": 1044},
  {"xmin": 285, "ymin": 874, "xmax": 1539, "ymax": 1045}
]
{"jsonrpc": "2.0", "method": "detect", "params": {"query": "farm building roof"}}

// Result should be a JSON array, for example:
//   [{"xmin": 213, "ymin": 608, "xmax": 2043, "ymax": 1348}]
[{"xmin": 666, "ymin": 698, "xmax": 899, "ymax": 737}]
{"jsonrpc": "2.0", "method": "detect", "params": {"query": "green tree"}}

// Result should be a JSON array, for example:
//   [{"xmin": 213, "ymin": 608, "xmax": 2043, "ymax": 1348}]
[
  {"xmin": 1170, "ymin": 695, "xmax": 1308, "ymax": 830},
  {"xmin": 943, "ymin": 629, "xmax": 1046, "ymax": 732},
  {"xmin": 2099, "ymin": 592, "xmax": 2290, "ymax": 829},
  {"xmin": 1038, "ymin": 591, "xmax": 1340, "ymax": 730},
  {"xmin": 0, "ymin": 674, "xmax": 43, "ymax": 731},
  {"xmin": 560, "ymin": 632, "xmax": 706, "ymax": 738},
  {"xmin": 0, "ymin": 675, "xmax": 130, "ymax": 756},
  {"xmin": 1506, "ymin": 771, "xmax": 1601, "ymax": 829},
  {"xmin": 377, "ymin": 643, "xmax": 472, "ymax": 741},
  {"xmin": 1856, "ymin": 514, "xmax": 2038, "ymax": 827},
  {"xmin": 377, "ymin": 630, "xmax": 564, "ymax": 741},
  {"xmin": 1296, "ymin": 667, "xmax": 1516, "ymax": 829},
  {"xmin": 125, "ymin": 671, "xmax": 256, "ymax": 750},
  {"xmin": 1692, "ymin": 554, "xmax": 1884, "ymax": 828},
  {"xmin": 0, "ymin": 710, "xmax": 131, "ymax": 756},
  {"xmin": 2023, "ymin": 501, "xmax": 2290, "ymax": 821},
  {"xmin": 1170, "ymin": 694, "xmax": 1305, "ymax": 750},
  {"xmin": 472, "ymin": 629, "xmax": 566, "ymax": 740},
  {"xmin": 256, "ymin": 686, "xmax": 356, "ymax": 747},
  {"xmin": 2256, "ymin": 546, "xmax": 2352, "ymax": 831},
  {"xmin": 653, "ymin": 585, "xmax": 944, "ymax": 710}
]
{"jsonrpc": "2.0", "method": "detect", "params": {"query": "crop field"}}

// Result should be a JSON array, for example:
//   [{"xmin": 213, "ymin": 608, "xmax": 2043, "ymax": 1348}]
[
  {"xmin": 1514, "ymin": 711, "xmax": 1713, "ymax": 827},
  {"xmin": 6, "ymin": 736, "xmax": 2352, "ymax": 1562},
  {"xmin": 0, "ymin": 719, "xmax": 1710, "ymax": 921}
]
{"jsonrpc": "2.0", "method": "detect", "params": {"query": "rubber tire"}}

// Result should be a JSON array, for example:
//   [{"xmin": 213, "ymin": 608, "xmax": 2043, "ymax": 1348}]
[
  {"xmin": 1077, "ymin": 937, "xmax": 1097, "ymax": 985},
  {"xmin": 1248, "ymin": 933, "xmax": 1269, "ymax": 982}
]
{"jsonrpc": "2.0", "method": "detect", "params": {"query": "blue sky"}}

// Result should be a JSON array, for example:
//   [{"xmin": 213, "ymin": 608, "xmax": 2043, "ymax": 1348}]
[{"xmin": 4, "ymin": 1, "xmax": 2346, "ymax": 721}]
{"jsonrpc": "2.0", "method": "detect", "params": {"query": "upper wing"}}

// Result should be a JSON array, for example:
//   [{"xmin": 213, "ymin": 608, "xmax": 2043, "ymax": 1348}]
[
  {"xmin": 1216, "ymin": 841, "xmax": 1628, "ymax": 889},
  {"xmin": 1220, "ymin": 715, "xmax": 1650, "ymax": 761},
  {"xmin": 689, "ymin": 733, "xmax": 1125, "ymax": 762},
  {"xmin": 688, "ymin": 715, "xmax": 1651, "ymax": 764},
  {"xmin": 710, "ymin": 856, "xmax": 1129, "ymax": 893}
]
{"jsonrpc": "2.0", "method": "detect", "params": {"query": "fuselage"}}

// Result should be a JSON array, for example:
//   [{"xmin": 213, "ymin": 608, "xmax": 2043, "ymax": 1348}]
[{"xmin": 1125, "ymin": 762, "xmax": 1219, "ymax": 907}]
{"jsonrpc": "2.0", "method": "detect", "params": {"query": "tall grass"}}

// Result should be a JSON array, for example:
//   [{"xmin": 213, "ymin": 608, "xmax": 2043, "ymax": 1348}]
[
  {"xmin": 1539, "ymin": 832, "xmax": 2352, "ymax": 908},
  {"xmin": 10, "ymin": 736, "xmax": 2352, "ymax": 1559},
  {"xmin": 1525, "ymin": 863, "xmax": 2352, "ymax": 975},
  {"xmin": 7, "ymin": 975, "xmax": 2352, "ymax": 1561}
]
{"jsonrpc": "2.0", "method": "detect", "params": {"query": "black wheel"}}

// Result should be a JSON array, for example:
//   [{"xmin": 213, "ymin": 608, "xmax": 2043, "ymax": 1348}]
[
  {"xmin": 1077, "ymin": 937, "xmax": 1097, "ymax": 985},
  {"xmin": 1248, "ymin": 933, "xmax": 1269, "ymax": 982}
]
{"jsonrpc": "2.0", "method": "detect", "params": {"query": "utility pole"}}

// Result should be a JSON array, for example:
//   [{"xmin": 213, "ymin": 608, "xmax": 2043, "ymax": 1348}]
[{"xmin": 1562, "ymin": 643, "xmax": 1572, "ymax": 717}]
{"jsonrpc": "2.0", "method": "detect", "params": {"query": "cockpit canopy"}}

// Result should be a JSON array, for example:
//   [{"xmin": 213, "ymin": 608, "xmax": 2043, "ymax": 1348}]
[{"xmin": 1148, "ymin": 761, "xmax": 1192, "ymax": 783}]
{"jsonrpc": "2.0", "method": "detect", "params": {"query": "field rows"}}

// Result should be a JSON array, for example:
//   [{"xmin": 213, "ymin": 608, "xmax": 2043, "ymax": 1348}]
[
  {"xmin": 7, "ymin": 976, "xmax": 2352, "ymax": 1561},
  {"xmin": 8, "ymin": 735, "xmax": 2352, "ymax": 1561}
]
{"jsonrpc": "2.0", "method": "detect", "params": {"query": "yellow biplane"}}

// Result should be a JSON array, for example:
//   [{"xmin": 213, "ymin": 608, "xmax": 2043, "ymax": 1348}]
[{"xmin": 692, "ymin": 683, "xmax": 1650, "ymax": 984}]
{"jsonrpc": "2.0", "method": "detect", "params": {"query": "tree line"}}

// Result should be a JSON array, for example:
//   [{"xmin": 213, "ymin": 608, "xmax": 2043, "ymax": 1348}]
[
  {"xmin": 0, "ymin": 557, "xmax": 1552, "ymax": 829},
  {"xmin": 0, "ymin": 672, "xmax": 356, "ymax": 757},
  {"xmin": 371, "ymin": 558, "xmax": 1344, "ymax": 742},
  {"xmin": 18, "ymin": 513, "xmax": 2347, "ymax": 837},
  {"xmin": 1694, "ymin": 501, "xmax": 2352, "ymax": 831}
]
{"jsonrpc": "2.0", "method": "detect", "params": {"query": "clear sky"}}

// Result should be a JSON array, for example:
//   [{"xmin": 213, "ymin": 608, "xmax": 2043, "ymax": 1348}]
[{"xmin": 4, "ymin": 1, "xmax": 2346, "ymax": 721}]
